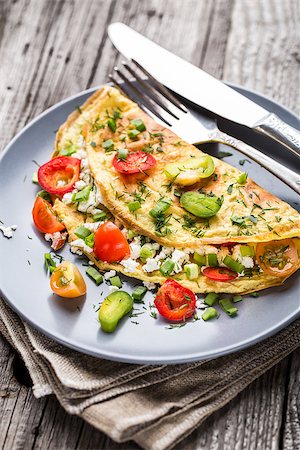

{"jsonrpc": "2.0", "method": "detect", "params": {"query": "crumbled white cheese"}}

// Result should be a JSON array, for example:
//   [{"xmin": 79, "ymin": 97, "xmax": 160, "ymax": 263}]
[
  {"xmin": 73, "ymin": 149, "xmax": 87, "ymax": 160},
  {"xmin": 196, "ymin": 299, "xmax": 207, "ymax": 310},
  {"xmin": 217, "ymin": 247, "xmax": 230, "ymax": 266},
  {"xmin": 143, "ymin": 258, "xmax": 160, "ymax": 273},
  {"xmin": 241, "ymin": 256, "xmax": 254, "ymax": 268},
  {"xmin": 80, "ymin": 158, "xmax": 89, "ymax": 171},
  {"xmin": 75, "ymin": 180, "xmax": 87, "ymax": 190},
  {"xmin": 130, "ymin": 240, "xmax": 142, "ymax": 260},
  {"xmin": 171, "ymin": 249, "xmax": 189, "ymax": 274},
  {"xmin": 44, "ymin": 231, "xmax": 61, "ymax": 242},
  {"xmin": 70, "ymin": 238, "xmax": 93, "ymax": 253},
  {"xmin": 196, "ymin": 245, "xmax": 219, "ymax": 256},
  {"xmin": 77, "ymin": 135, "xmax": 85, "ymax": 148},
  {"xmin": 84, "ymin": 221, "xmax": 101, "ymax": 232},
  {"xmin": 0, "ymin": 224, "xmax": 17, "ymax": 238},
  {"xmin": 70, "ymin": 247, "xmax": 83, "ymax": 256},
  {"xmin": 77, "ymin": 189, "xmax": 99, "ymax": 213},
  {"xmin": 88, "ymin": 261, "xmax": 94, "ymax": 266},
  {"xmin": 120, "ymin": 258, "xmax": 139, "ymax": 273},
  {"xmin": 108, "ymin": 285, "xmax": 119, "ymax": 293},
  {"xmin": 143, "ymin": 281, "xmax": 157, "ymax": 290},
  {"xmin": 232, "ymin": 245, "xmax": 254, "ymax": 268},
  {"xmin": 62, "ymin": 192, "xmax": 73, "ymax": 205},
  {"xmin": 121, "ymin": 228, "xmax": 128, "ymax": 238},
  {"xmin": 104, "ymin": 270, "xmax": 116, "ymax": 280}
]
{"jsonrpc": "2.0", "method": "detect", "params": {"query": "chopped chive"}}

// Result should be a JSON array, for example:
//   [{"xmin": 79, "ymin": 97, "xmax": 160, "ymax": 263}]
[
  {"xmin": 107, "ymin": 118, "xmax": 117, "ymax": 132},
  {"xmin": 132, "ymin": 286, "xmax": 148, "ymax": 302},
  {"xmin": 32, "ymin": 172, "xmax": 39, "ymax": 184},
  {"xmin": 118, "ymin": 148, "xmax": 128, "ymax": 160},
  {"xmin": 232, "ymin": 295, "xmax": 243, "ymax": 303},
  {"xmin": 44, "ymin": 253, "xmax": 56, "ymax": 273},
  {"xmin": 128, "ymin": 201, "xmax": 141, "ymax": 213},
  {"xmin": 204, "ymin": 292, "xmax": 219, "ymax": 306},
  {"xmin": 140, "ymin": 244, "xmax": 155, "ymax": 262},
  {"xmin": 85, "ymin": 233, "xmax": 95, "ymax": 248},
  {"xmin": 75, "ymin": 226, "xmax": 91, "ymax": 239},
  {"xmin": 90, "ymin": 141, "xmax": 97, "ymax": 148},
  {"xmin": 130, "ymin": 118, "xmax": 146, "ymax": 132},
  {"xmin": 109, "ymin": 276, "xmax": 122, "ymax": 288},
  {"xmin": 127, "ymin": 129, "xmax": 140, "ymax": 139},
  {"xmin": 184, "ymin": 263, "xmax": 199, "ymax": 280},
  {"xmin": 149, "ymin": 198, "xmax": 171, "ymax": 218},
  {"xmin": 86, "ymin": 267, "xmax": 103, "ymax": 285},
  {"xmin": 102, "ymin": 139, "xmax": 114, "ymax": 151},
  {"xmin": 202, "ymin": 307, "xmax": 218, "ymax": 321},
  {"xmin": 93, "ymin": 211, "xmax": 107, "ymax": 221},
  {"xmin": 160, "ymin": 258, "xmax": 175, "ymax": 276},
  {"xmin": 223, "ymin": 255, "xmax": 244, "ymax": 273},
  {"xmin": 72, "ymin": 186, "xmax": 91, "ymax": 203},
  {"xmin": 207, "ymin": 253, "xmax": 218, "ymax": 267},
  {"xmin": 37, "ymin": 190, "xmax": 52, "ymax": 203},
  {"xmin": 237, "ymin": 172, "xmax": 248, "ymax": 184},
  {"xmin": 193, "ymin": 252, "xmax": 206, "ymax": 266},
  {"xmin": 219, "ymin": 298, "xmax": 238, "ymax": 317}
]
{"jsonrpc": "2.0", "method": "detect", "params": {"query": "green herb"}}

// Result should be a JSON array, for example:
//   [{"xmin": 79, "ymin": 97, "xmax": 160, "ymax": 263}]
[
  {"xmin": 90, "ymin": 117, "xmax": 105, "ymax": 132},
  {"xmin": 93, "ymin": 211, "xmax": 107, "ymax": 221},
  {"xmin": 223, "ymin": 255, "xmax": 244, "ymax": 273},
  {"xmin": 207, "ymin": 253, "xmax": 218, "ymax": 267},
  {"xmin": 250, "ymin": 292, "xmax": 259, "ymax": 297},
  {"xmin": 232, "ymin": 295, "xmax": 243, "ymax": 303},
  {"xmin": 128, "ymin": 201, "xmax": 141, "ymax": 213},
  {"xmin": 127, "ymin": 129, "xmax": 140, "ymax": 139},
  {"xmin": 150, "ymin": 311, "xmax": 157, "ymax": 319},
  {"xmin": 75, "ymin": 226, "xmax": 91, "ymax": 239},
  {"xmin": 202, "ymin": 307, "xmax": 218, "ymax": 321},
  {"xmin": 76, "ymin": 105, "xmax": 82, "ymax": 114},
  {"xmin": 86, "ymin": 267, "xmax": 103, "ymax": 285},
  {"xmin": 107, "ymin": 118, "xmax": 117, "ymax": 132},
  {"xmin": 132, "ymin": 286, "xmax": 148, "ymax": 302},
  {"xmin": 44, "ymin": 253, "xmax": 56, "ymax": 274},
  {"xmin": 219, "ymin": 298, "xmax": 238, "ymax": 317},
  {"xmin": 218, "ymin": 151, "xmax": 232, "ymax": 159},
  {"xmin": 204, "ymin": 293, "xmax": 219, "ymax": 307},
  {"xmin": 37, "ymin": 190, "xmax": 52, "ymax": 203},
  {"xmin": 102, "ymin": 139, "xmax": 114, "ymax": 152},
  {"xmin": 237, "ymin": 172, "xmax": 248, "ymax": 184},
  {"xmin": 90, "ymin": 141, "xmax": 97, "ymax": 148},
  {"xmin": 109, "ymin": 276, "xmax": 122, "ymax": 288},
  {"xmin": 120, "ymin": 135, "xmax": 126, "ymax": 142},
  {"xmin": 118, "ymin": 148, "xmax": 128, "ymax": 160},
  {"xmin": 193, "ymin": 252, "xmax": 206, "ymax": 266},
  {"xmin": 239, "ymin": 159, "xmax": 251, "ymax": 166},
  {"xmin": 149, "ymin": 198, "xmax": 171, "ymax": 218},
  {"xmin": 130, "ymin": 118, "xmax": 146, "ymax": 132},
  {"xmin": 72, "ymin": 186, "xmax": 91, "ymax": 203},
  {"xmin": 154, "ymin": 213, "xmax": 172, "ymax": 236},
  {"xmin": 227, "ymin": 184, "xmax": 234, "ymax": 194},
  {"xmin": 160, "ymin": 258, "xmax": 175, "ymax": 276}
]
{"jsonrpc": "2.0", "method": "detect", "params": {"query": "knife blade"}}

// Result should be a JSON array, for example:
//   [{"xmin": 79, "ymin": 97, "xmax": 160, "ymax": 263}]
[{"xmin": 108, "ymin": 23, "xmax": 300, "ymax": 158}]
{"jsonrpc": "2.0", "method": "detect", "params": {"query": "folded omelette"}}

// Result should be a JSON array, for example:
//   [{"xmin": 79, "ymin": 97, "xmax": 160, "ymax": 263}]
[{"xmin": 50, "ymin": 86, "xmax": 299, "ymax": 294}]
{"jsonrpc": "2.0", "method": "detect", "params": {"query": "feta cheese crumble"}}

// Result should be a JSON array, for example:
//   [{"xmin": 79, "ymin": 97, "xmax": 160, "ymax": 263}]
[
  {"xmin": 0, "ymin": 224, "xmax": 17, "ymax": 238},
  {"xmin": 70, "ymin": 238, "xmax": 93, "ymax": 253},
  {"xmin": 142, "ymin": 258, "xmax": 160, "ymax": 273},
  {"xmin": 143, "ymin": 281, "xmax": 157, "ymax": 290},
  {"xmin": 104, "ymin": 270, "xmax": 116, "ymax": 280},
  {"xmin": 120, "ymin": 258, "xmax": 139, "ymax": 273}
]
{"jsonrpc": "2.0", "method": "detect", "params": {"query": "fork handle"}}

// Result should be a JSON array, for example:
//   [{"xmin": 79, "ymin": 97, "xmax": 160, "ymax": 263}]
[{"xmin": 210, "ymin": 130, "xmax": 300, "ymax": 195}]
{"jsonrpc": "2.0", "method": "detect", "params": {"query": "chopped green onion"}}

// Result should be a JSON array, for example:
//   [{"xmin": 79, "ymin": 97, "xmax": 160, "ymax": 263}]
[
  {"xmin": 160, "ymin": 258, "xmax": 175, "ymax": 276},
  {"xmin": 120, "ymin": 135, "xmax": 126, "ymax": 142},
  {"xmin": 127, "ymin": 229, "xmax": 137, "ymax": 239},
  {"xmin": 240, "ymin": 245, "xmax": 255, "ymax": 257},
  {"xmin": 85, "ymin": 233, "xmax": 95, "ymax": 248},
  {"xmin": 90, "ymin": 141, "xmax": 97, "ymax": 148},
  {"xmin": 86, "ymin": 267, "xmax": 103, "ymax": 285},
  {"xmin": 140, "ymin": 244, "xmax": 156, "ymax": 262},
  {"xmin": 93, "ymin": 211, "xmax": 107, "ymax": 221},
  {"xmin": 223, "ymin": 255, "xmax": 244, "ymax": 273},
  {"xmin": 44, "ymin": 253, "xmax": 56, "ymax": 273},
  {"xmin": 132, "ymin": 286, "xmax": 148, "ymax": 302},
  {"xmin": 72, "ymin": 186, "xmax": 91, "ymax": 203},
  {"xmin": 109, "ymin": 276, "xmax": 122, "ymax": 288},
  {"xmin": 202, "ymin": 307, "xmax": 218, "ymax": 321},
  {"xmin": 127, "ymin": 129, "xmax": 140, "ymax": 139},
  {"xmin": 32, "ymin": 172, "xmax": 39, "ymax": 184},
  {"xmin": 184, "ymin": 263, "xmax": 199, "ymax": 280},
  {"xmin": 75, "ymin": 226, "xmax": 91, "ymax": 239},
  {"xmin": 250, "ymin": 292, "xmax": 259, "ymax": 297},
  {"xmin": 118, "ymin": 148, "xmax": 128, "ymax": 160},
  {"xmin": 130, "ymin": 118, "xmax": 146, "ymax": 132},
  {"xmin": 128, "ymin": 201, "xmax": 141, "ymax": 213},
  {"xmin": 207, "ymin": 253, "xmax": 218, "ymax": 267},
  {"xmin": 58, "ymin": 146, "xmax": 77, "ymax": 156},
  {"xmin": 232, "ymin": 295, "xmax": 243, "ymax": 303},
  {"xmin": 204, "ymin": 292, "xmax": 219, "ymax": 306},
  {"xmin": 102, "ymin": 139, "xmax": 114, "ymax": 152},
  {"xmin": 149, "ymin": 198, "xmax": 171, "ymax": 218},
  {"xmin": 107, "ymin": 118, "xmax": 117, "ymax": 132},
  {"xmin": 193, "ymin": 252, "xmax": 206, "ymax": 266},
  {"xmin": 219, "ymin": 298, "xmax": 238, "ymax": 317},
  {"xmin": 37, "ymin": 190, "xmax": 52, "ymax": 203},
  {"xmin": 237, "ymin": 172, "xmax": 248, "ymax": 184}
]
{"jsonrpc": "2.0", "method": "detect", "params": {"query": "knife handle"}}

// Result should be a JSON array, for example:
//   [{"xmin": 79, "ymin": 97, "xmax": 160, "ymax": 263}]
[
  {"xmin": 212, "ymin": 131, "xmax": 300, "ymax": 195},
  {"xmin": 253, "ymin": 113, "xmax": 300, "ymax": 159}
]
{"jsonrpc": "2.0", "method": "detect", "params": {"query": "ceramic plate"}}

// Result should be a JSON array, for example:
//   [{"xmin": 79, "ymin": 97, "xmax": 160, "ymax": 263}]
[{"xmin": 0, "ymin": 84, "xmax": 299, "ymax": 364}]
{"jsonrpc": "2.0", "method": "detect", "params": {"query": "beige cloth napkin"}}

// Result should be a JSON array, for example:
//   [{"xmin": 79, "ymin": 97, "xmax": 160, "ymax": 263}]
[{"xmin": 1, "ymin": 298, "xmax": 299, "ymax": 450}]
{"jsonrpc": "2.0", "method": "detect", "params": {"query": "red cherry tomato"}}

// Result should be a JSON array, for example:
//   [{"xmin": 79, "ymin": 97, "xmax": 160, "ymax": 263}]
[
  {"xmin": 38, "ymin": 156, "xmax": 81, "ymax": 195},
  {"xmin": 94, "ymin": 221, "xmax": 130, "ymax": 263},
  {"xmin": 32, "ymin": 196, "xmax": 65, "ymax": 234},
  {"xmin": 154, "ymin": 279, "xmax": 196, "ymax": 322},
  {"xmin": 112, "ymin": 151, "xmax": 156, "ymax": 174},
  {"xmin": 203, "ymin": 267, "xmax": 238, "ymax": 281}
]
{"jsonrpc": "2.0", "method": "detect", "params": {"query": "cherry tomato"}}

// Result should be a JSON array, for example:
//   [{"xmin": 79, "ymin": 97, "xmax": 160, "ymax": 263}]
[
  {"xmin": 32, "ymin": 196, "xmax": 65, "ymax": 234},
  {"xmin": 38, "ymin": 156, "xmax": 80, "ymax": 195},
  {"xmin": 50, "ymin": 261, "xmax": 86, "ymax": 298},
  {"xmin": 94, "ymin": 221, "xmax": 130, "ymax": 263},
  {"xmin": 112, "ymin": 151, "xmax": 156, "ymax": 174},
  {"xmin": 154, "ymin": 279, "xmax": 196, "ymax": 322},
  {"xmin": 203, "ymin": 267, "xmax": 238, "ymax": 281},
  {"xmin": 256, "ymin": 239, "xmax": 298, "ymax": 277}
]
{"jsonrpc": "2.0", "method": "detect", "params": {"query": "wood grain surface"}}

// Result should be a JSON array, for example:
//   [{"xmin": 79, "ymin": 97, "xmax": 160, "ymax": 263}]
[{"xmin": 0, "ymin": 0, "xmax": 299, "ymax": 449}]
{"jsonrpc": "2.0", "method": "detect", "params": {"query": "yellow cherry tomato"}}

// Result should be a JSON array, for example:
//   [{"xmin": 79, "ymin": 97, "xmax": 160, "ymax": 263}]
[
  {"xmin": 256, "ymin": 239, "xmax": 298, "ymax": 277},
  {"xmin": 50, "ymin": 260, "xmax": 86, "ymax": 298}
]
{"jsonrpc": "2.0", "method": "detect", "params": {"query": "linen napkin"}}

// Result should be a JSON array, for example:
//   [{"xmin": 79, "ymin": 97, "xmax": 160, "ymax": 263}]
[{"xmin": 0, "ymin": 298, "xmax": 299, "ymax": 450}]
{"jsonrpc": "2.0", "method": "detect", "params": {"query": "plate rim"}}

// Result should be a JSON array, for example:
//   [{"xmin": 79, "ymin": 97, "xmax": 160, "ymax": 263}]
[{"xmin": 0, "ymin": 82, "xmax": 299, "ymax": 364}]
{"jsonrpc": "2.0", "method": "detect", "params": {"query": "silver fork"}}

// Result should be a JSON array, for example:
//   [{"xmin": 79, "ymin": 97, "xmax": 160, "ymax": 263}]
[{"xmin": 109, "ymin": 61, "xmax": 300, "ymax": 195}]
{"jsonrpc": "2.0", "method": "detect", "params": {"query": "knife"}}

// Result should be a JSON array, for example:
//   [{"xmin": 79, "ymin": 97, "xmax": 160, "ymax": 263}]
[{"xmin": 108, "ymin": 23, "xmax": 300, "ymax": 159}]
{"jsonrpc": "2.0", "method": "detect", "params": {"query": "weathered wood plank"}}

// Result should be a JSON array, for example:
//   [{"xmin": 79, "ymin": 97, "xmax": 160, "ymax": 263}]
[{"xmin": 282, "ymin": 349, "xmax": 300, "ymax": 450}]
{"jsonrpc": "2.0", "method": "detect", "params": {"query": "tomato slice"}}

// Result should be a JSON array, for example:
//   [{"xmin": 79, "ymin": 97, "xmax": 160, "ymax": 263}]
[
  {"xmin": 154, "ymin": 279, "xmax": 196, "ymax": 322},
  {"xmin": 32, "ymin": 196, "xmax": 65, "ymax": 234},
  {"xmin": 50, "ymin": 261, "xmax": 86, "ymax": 298},
  {"xmin": 94, "ymin": 221, "xmax": 130, "ymax": 263},
  {"xmin": 203, "ymin": 267, "xmax": 238, "ymax": 281},
  {"xmin": 112, "ymin": 151, "xmax": 156, "ymax": 174},
  {"xmin": 38, "ymin": 156, "xmax": 81, "ymax": 195},
  {"xmin": 256, "ymin": 239, "xmax": 298, "ymax": 277}
]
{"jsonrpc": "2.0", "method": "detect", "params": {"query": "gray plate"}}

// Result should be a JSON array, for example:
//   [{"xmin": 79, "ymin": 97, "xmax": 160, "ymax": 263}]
[{"xmin": 0, "ymin": 84, "xmax": 299, "ymax": 364}]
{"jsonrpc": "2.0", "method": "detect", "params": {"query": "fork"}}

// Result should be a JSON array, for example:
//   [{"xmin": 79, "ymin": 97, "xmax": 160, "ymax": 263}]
[{"xmin": 109, "ymin": 61, "xmax": 300, "ymax": 195}]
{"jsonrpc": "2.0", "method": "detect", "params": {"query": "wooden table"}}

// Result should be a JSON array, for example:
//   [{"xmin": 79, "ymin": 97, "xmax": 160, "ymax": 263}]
[{"xmin": 0, "ymin": 0, "xmax": 299, "ymax": 448}]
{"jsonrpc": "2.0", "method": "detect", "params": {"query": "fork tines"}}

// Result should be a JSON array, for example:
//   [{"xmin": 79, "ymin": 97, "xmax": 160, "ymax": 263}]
[{"xmin": 109, "ymin": 60, "xmax": 188, "ymax": 127}]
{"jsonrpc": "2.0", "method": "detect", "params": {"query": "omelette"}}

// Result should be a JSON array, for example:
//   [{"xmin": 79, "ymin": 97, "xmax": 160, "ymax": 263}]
[{"xmin": 46, "ymin": 85, "xmax": 299, "ymax": 294}]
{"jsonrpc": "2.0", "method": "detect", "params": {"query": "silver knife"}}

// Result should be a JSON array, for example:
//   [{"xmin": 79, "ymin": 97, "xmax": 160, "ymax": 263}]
[{"xmin": 108, "ymin": 23, "xmax": 300, "ymax": 159}]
